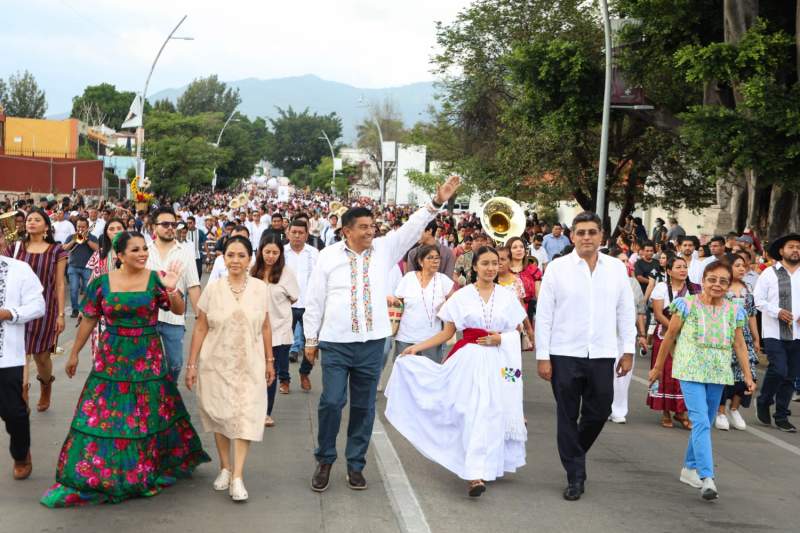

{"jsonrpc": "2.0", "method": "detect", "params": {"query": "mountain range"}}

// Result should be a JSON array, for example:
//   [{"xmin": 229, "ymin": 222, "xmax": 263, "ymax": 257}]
[{"xmin": 148, "ymin": 74, "xmax": 438, "ymax": 142}]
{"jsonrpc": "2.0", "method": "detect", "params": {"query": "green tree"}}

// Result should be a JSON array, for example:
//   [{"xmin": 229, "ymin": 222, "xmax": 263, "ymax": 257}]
[
  {"xmin": 616, "ymin": 0, "xmax": 800, "ymax": 237},
  {"xmin": 71, "ymin": 83, "xmax": 139, "ymax": 129},
  {"xmin": 0, "ymin": 78, "xmax": 7, "ymax": 108},
  {"xmin": 176, "ymin": 75, "xmax": 241, "ymax": 116},
  {"xmin": 215, "ymin": 115, "xmax": 270, "ymax": 187},
  {"xmin": 152, "ymin": 98, "xmax": 176, "ymax": 113},
  {"xmin": 143, "ymin": 111, "xmax": 227, "ymax": 197},
  {"xmin": 428, "ymin": 0, "xmax": 712, "ymax": 231},
  {"xmin": 264, "ymin": 106, "xmax": 343, "ymax": 175},
  {"xmin": 1, "ymin": 70, "xmax": 47, "ymax": 118}
]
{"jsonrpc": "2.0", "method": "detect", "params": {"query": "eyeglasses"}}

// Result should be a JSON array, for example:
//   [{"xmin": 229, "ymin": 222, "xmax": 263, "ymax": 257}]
[
  {"xmin": 574, "ymin": 229, "xmax": 600, "ymax": 237},
  {"xmin": 705, "ymin": 276, "xmax": 731, "ymax": 287},
  {"xmin": 156, "ymin": 222, "xmax": 179, "ymax": 229}
]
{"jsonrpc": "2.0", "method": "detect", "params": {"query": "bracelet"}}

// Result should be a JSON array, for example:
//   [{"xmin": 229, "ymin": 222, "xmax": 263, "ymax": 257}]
[
  {"xmin": 58, "ymin": 313, "xmax": 65, "ymax": 317},
  {"xmin": 431, "ymin": 198, "xmax": 444, "ymax": 209},
  {"xmin": 186, "ymin": 364, "xmax": 198, "ymax": 369},
  {"xmin": 267, "ymin": 358, "xmax": 275, "ymax": 362},
  {"xmin": 166, "ymin": 286, "xmax": 178, "ymax": 294}
]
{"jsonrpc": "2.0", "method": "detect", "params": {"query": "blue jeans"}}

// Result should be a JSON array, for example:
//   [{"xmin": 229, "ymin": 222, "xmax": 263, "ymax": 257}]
[
  {"xmin": 757, "ymin": 339, "xmax": 800, "ymax": 421},
  {"xmin": 157, "ymin": 322, "xmax": 186, "ymax": 383},
  {"xmin": 67, "ymin": 266, "xmax": 91, "ymax": 311},
  {"xmin": 268, "ymin": 345, "xmax": 291, "ymax": 415},
  {"xmin": 680, "ymin": 380, "xmax": 724, "ymax": 479},
  {"xmin": 315, "ymin": 338, "xmax": 385, "ymax": 471}
]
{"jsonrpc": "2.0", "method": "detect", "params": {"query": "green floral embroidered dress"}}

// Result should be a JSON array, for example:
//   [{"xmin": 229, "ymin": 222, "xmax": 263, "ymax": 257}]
[
  {"xmin": 41, "ymin": 272, "xmax": 210, "ymax": 507},
  {"xmin": 669, "ymin": 295, "xmax": 747, "ymax": 385}
]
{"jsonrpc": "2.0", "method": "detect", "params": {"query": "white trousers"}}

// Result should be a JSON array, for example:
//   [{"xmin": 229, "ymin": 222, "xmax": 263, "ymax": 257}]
[{"xmin": 611, "ymin": 353, "xmax": 635, "ymax": 418}]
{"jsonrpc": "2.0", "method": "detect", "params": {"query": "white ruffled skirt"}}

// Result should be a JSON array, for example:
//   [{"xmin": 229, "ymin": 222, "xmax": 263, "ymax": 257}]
[{"xmin": 384, "ymin": 333, "xmax": 526, "ymax": 481}]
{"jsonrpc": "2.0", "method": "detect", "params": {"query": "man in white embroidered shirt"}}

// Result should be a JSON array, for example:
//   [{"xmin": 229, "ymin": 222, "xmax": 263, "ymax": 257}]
[
  {"xmin": 535, "ymin": 211, "xmax": 636, "ymax": 501},
  {"xmin": 304, "ymin": 176, "xmax": 460, "ymax": 492},
  {"xmin": 0, "ymin": 255, "xmax": 46, "ymax": 480}
]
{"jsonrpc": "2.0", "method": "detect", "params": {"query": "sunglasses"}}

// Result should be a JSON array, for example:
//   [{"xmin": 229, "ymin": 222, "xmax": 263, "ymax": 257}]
[
  {"xmin": 156, "ymin": 222, "xmax": 179, "ymax": 229},
  {"xmin": 705, "ymin": 276, "xmax": 731, "ymax": 287},
  {"xmin": 574, "ymin": 229, "xmax": 600, "ymax": 237}
]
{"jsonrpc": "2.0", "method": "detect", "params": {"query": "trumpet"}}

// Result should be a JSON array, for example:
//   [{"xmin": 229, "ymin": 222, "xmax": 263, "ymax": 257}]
[{"xmin": 75, "ymin": 231, "xmax": 86, "ymax": 244}]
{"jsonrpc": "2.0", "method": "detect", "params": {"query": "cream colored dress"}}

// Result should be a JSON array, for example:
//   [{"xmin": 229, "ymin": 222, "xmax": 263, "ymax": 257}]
[{"xmin": 196, "ymin": 276, "xmax": 268, "ymax": 442}]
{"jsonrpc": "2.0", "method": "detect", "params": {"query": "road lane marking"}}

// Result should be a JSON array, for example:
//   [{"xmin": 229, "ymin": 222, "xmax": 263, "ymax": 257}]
[
  {"xmin": 372, "ymin": 417, "xmax": 432, "ymax": 533},
  {"xmin": 630, "ymin": 374, "xmax": 800, "ymax": 458}
]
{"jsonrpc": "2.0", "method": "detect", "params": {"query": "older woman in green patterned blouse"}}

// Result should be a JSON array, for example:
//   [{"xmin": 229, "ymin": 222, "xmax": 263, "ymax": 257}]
[{"xmin": 648, "ymin": 260, "xmax": 755, "ymax": 502}]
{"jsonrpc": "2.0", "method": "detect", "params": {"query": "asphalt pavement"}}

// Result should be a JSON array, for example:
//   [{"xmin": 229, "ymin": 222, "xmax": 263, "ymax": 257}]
[{"xmin": 1, "ymin": 312, "xmax": 799, "ymax": 533}]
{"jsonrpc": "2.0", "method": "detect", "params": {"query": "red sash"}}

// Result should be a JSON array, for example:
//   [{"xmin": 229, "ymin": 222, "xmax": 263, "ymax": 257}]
[{"xmin": 444, "ymin": 328, "xmax": 488, "ymax": 362}]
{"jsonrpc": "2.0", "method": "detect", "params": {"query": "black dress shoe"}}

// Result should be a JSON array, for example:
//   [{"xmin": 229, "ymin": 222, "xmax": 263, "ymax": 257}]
[
  {"xmin": 563, "ymin": 482, "xmax": 584, "ymax": 501},
  {"xmin": 347, "ymin": 469, "xmax": 367, "ymax": 490},
  {"xmin": 756, "ymin": 402, "xmax": 772, "ymax": 426},
  {"xmin": 311, "ymin": 463, "xmax": 332, "ymax": 492},
  {"xmin": 775, "ymin": 419, "xmax": 797, "ymax": 433},
  {"xmin": 70, "ymin": 310, "xmax": 79, "ymax": 318}
]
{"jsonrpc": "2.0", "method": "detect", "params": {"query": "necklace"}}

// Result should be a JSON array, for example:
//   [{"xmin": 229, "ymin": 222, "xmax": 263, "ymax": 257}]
[
  {"xmin": 227, "ymin": 275, "xmax": 248, "ymax": 295},
  {"xmin": 477, "ymin": 284, "xmax": 496, "ymax": 329},
  {"xmin": 419, "ymin": 272, "xmax": 438, "ymax": 328}
]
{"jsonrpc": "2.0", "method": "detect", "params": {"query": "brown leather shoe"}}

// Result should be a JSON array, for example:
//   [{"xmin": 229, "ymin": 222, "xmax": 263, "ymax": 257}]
[
  {"xmin": 300, "ymin": 374, "xmax": 311, "ymax": 392},
  {"xmin": 13, "ymin": 452, "xmax": 32, "ymax": 480},
  {"xmin": 37, "ymin": 375, "xmax": 55, "ymax": 412},
  {"xmin": 347, "ymin": 469, "xmax": 367, "ymax": 490},
  {"xmin": 279, "ymin": 381, "xmax": 290, "ymax": 394},
  {"xmin": 311, "ymin": 463, "xmax": 332, "ymax": 492}
]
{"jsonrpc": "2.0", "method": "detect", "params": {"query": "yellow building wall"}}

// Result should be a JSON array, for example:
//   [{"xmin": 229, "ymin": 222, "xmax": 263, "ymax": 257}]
[{"xmin": 4, "ymin": 117, "xmax": 79, "ymax": 158}]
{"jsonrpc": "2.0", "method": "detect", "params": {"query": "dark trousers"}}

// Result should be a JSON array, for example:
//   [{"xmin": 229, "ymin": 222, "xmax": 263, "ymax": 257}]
[
  {"xmin": 268, "ymin": 344, "xmax": 291, "ymax": 414},
  {"xmin": 294, "ymin": 308, "xmax": 314, "ymax": 376},
  {"xmin": 315, "ymin": 338, "xmax": 384, "ymax": 471},
  {"xmin": 195, "ymin": 258, "xmax": 203, "ymax": 280},
  {"xmin": 758, "ymin": 339, "xmax": 800, "ymax": 421},
  {"xmin": 0, "ymin": 366, "xmax": 31, "ymax": 461},
  {"xmin": 550, "ymin": 355, "xmax": 615, "ymax": 483}
]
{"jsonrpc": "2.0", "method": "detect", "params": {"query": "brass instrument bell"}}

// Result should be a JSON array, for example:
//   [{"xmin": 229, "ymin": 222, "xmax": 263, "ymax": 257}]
[
  {"xmin": 479, "ymin": 197, "xmax": 526, "ymax": 245},
  {"xmin": 0, "ymin": 211, "xmax": 20, "ymax": 243}
]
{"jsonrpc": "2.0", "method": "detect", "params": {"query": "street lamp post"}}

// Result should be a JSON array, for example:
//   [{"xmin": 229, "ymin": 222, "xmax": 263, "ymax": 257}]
[
  {"xmin": 211, "ymin": 109, "xmax": 238, "ymax": 193},
  {"xmin": 319, "ymin": 130, "xmax": 337, "ymax": 195},
  {"xmin": 596, "ymin": 0, "xmax": 612, "ymax": 224},
  {"xmin": 357, "ymin": 97, "xmax": 385, "ymax": 206},
  {"xmin": 134, "ymin": 14, "xmax": 192, "ymax": 184}
]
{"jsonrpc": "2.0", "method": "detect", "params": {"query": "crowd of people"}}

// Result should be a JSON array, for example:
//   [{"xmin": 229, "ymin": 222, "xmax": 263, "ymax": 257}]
[{"xmin": 0, "ymin": 180, "xmax": 798, "ymax": 507}]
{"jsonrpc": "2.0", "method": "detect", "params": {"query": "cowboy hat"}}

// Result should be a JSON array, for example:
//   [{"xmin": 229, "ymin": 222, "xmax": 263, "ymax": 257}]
[{"xmin": 768, "ymin": 233, "xmax": 800, "ymax": 261}]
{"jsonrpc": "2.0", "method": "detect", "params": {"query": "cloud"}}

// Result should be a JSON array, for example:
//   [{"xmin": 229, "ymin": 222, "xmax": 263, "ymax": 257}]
[{"xmin": 1, "ymin": 0, "xmax": 471, "ymax": 113}]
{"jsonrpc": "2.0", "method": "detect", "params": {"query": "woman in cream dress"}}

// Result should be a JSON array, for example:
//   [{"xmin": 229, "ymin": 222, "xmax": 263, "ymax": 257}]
[{"xmin": 186, "ymin": 236, "xmax": 276, "ymax": 501}]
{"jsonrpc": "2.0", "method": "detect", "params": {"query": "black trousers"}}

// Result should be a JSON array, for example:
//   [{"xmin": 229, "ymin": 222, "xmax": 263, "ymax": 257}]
[
  {"xmin": 550, "ymin": 355, "xmax": 614, "ymax": 483},
  {"xmin": 0, "ymin": 366, "xmax": 30, "ymax": 461}
]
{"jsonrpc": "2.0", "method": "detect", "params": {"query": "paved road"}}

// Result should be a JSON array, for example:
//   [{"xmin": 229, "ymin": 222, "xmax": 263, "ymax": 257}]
[{"xmin": 2, "ymin": 312, "xmax": 799, "ymax": 533}]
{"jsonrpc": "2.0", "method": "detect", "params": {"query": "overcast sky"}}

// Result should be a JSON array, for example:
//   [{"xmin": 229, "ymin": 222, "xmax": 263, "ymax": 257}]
[{"xmin": 1, "ymin": 0, "xmax": 472, "ymax": 114}]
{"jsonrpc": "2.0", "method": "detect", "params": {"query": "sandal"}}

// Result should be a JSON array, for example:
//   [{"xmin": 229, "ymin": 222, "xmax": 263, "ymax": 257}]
[
  {"xmin": 674, "ymin": 413, "xmax": 692, "ymax": 430},
  {"xmin": 660, "ymin": 414, "xmax": 673, "ymax": 428},
  {"xmin": 468, "ymin": 480, "xmax": 486, "ymax": 498}
]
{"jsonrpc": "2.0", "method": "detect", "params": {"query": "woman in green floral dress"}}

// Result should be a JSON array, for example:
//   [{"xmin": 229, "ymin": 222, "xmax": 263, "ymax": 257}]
[
  {"xmin": 41, "ymin": 232, "xmax": 210, "ymax": 507},
  {"xmin": 649, "ymin": 260, "xmax": 755, "ymax": 502}
]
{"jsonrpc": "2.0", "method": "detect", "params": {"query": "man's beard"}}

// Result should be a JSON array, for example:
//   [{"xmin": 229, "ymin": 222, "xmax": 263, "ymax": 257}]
[
  {"xmin": 783, "ymin": 255, "xmax": 800, "ymax": 266},
  {"xmin": 158, "ymin": 234, "xmax": 175, "ymax": 242}
]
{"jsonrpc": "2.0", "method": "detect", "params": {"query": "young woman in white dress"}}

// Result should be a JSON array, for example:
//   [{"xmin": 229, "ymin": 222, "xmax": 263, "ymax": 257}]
[{"xmin": 385, "ymin": 246, "xmax": 527, "ymax": 497}]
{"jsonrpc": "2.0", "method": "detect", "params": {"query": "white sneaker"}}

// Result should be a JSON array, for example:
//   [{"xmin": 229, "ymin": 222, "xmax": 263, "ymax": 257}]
[
  {"xmin": 701, "ymin": 477, "xmax": 718, "ymax": 500},
  {"xmin": 728, "ymin": 409, "xmax": 747, "ymax": 430},
  {"xmin": 714, "ymin": 413, "xmax": 730, "ymax": 431},
  {"xmin": 679, "ymin": 467, "xmax": 703, "ymax": 488},
  {"xmin": 230, "ymin": 477, "xmax": 248, "ymax": 501},
  {"xmin": 609, "ymin": 415, "xmax": 627, "ymax": 424},
  {"xmin": 213, "ymin": 468, "xmax": 231, "ymax": 491}
]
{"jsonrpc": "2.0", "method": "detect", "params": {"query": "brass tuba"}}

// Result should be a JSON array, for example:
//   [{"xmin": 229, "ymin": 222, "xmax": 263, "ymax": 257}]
[
  {"xmin": 479, "ymin": 197, "xmax": 526, "ymax": 245},
  {"xmin": 0, "ymin": 211, "xmax": 20, "ymax": 243},
  {"xmin": 329, "ymin": 201, "xmax": 348, "ymax": 218}
]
